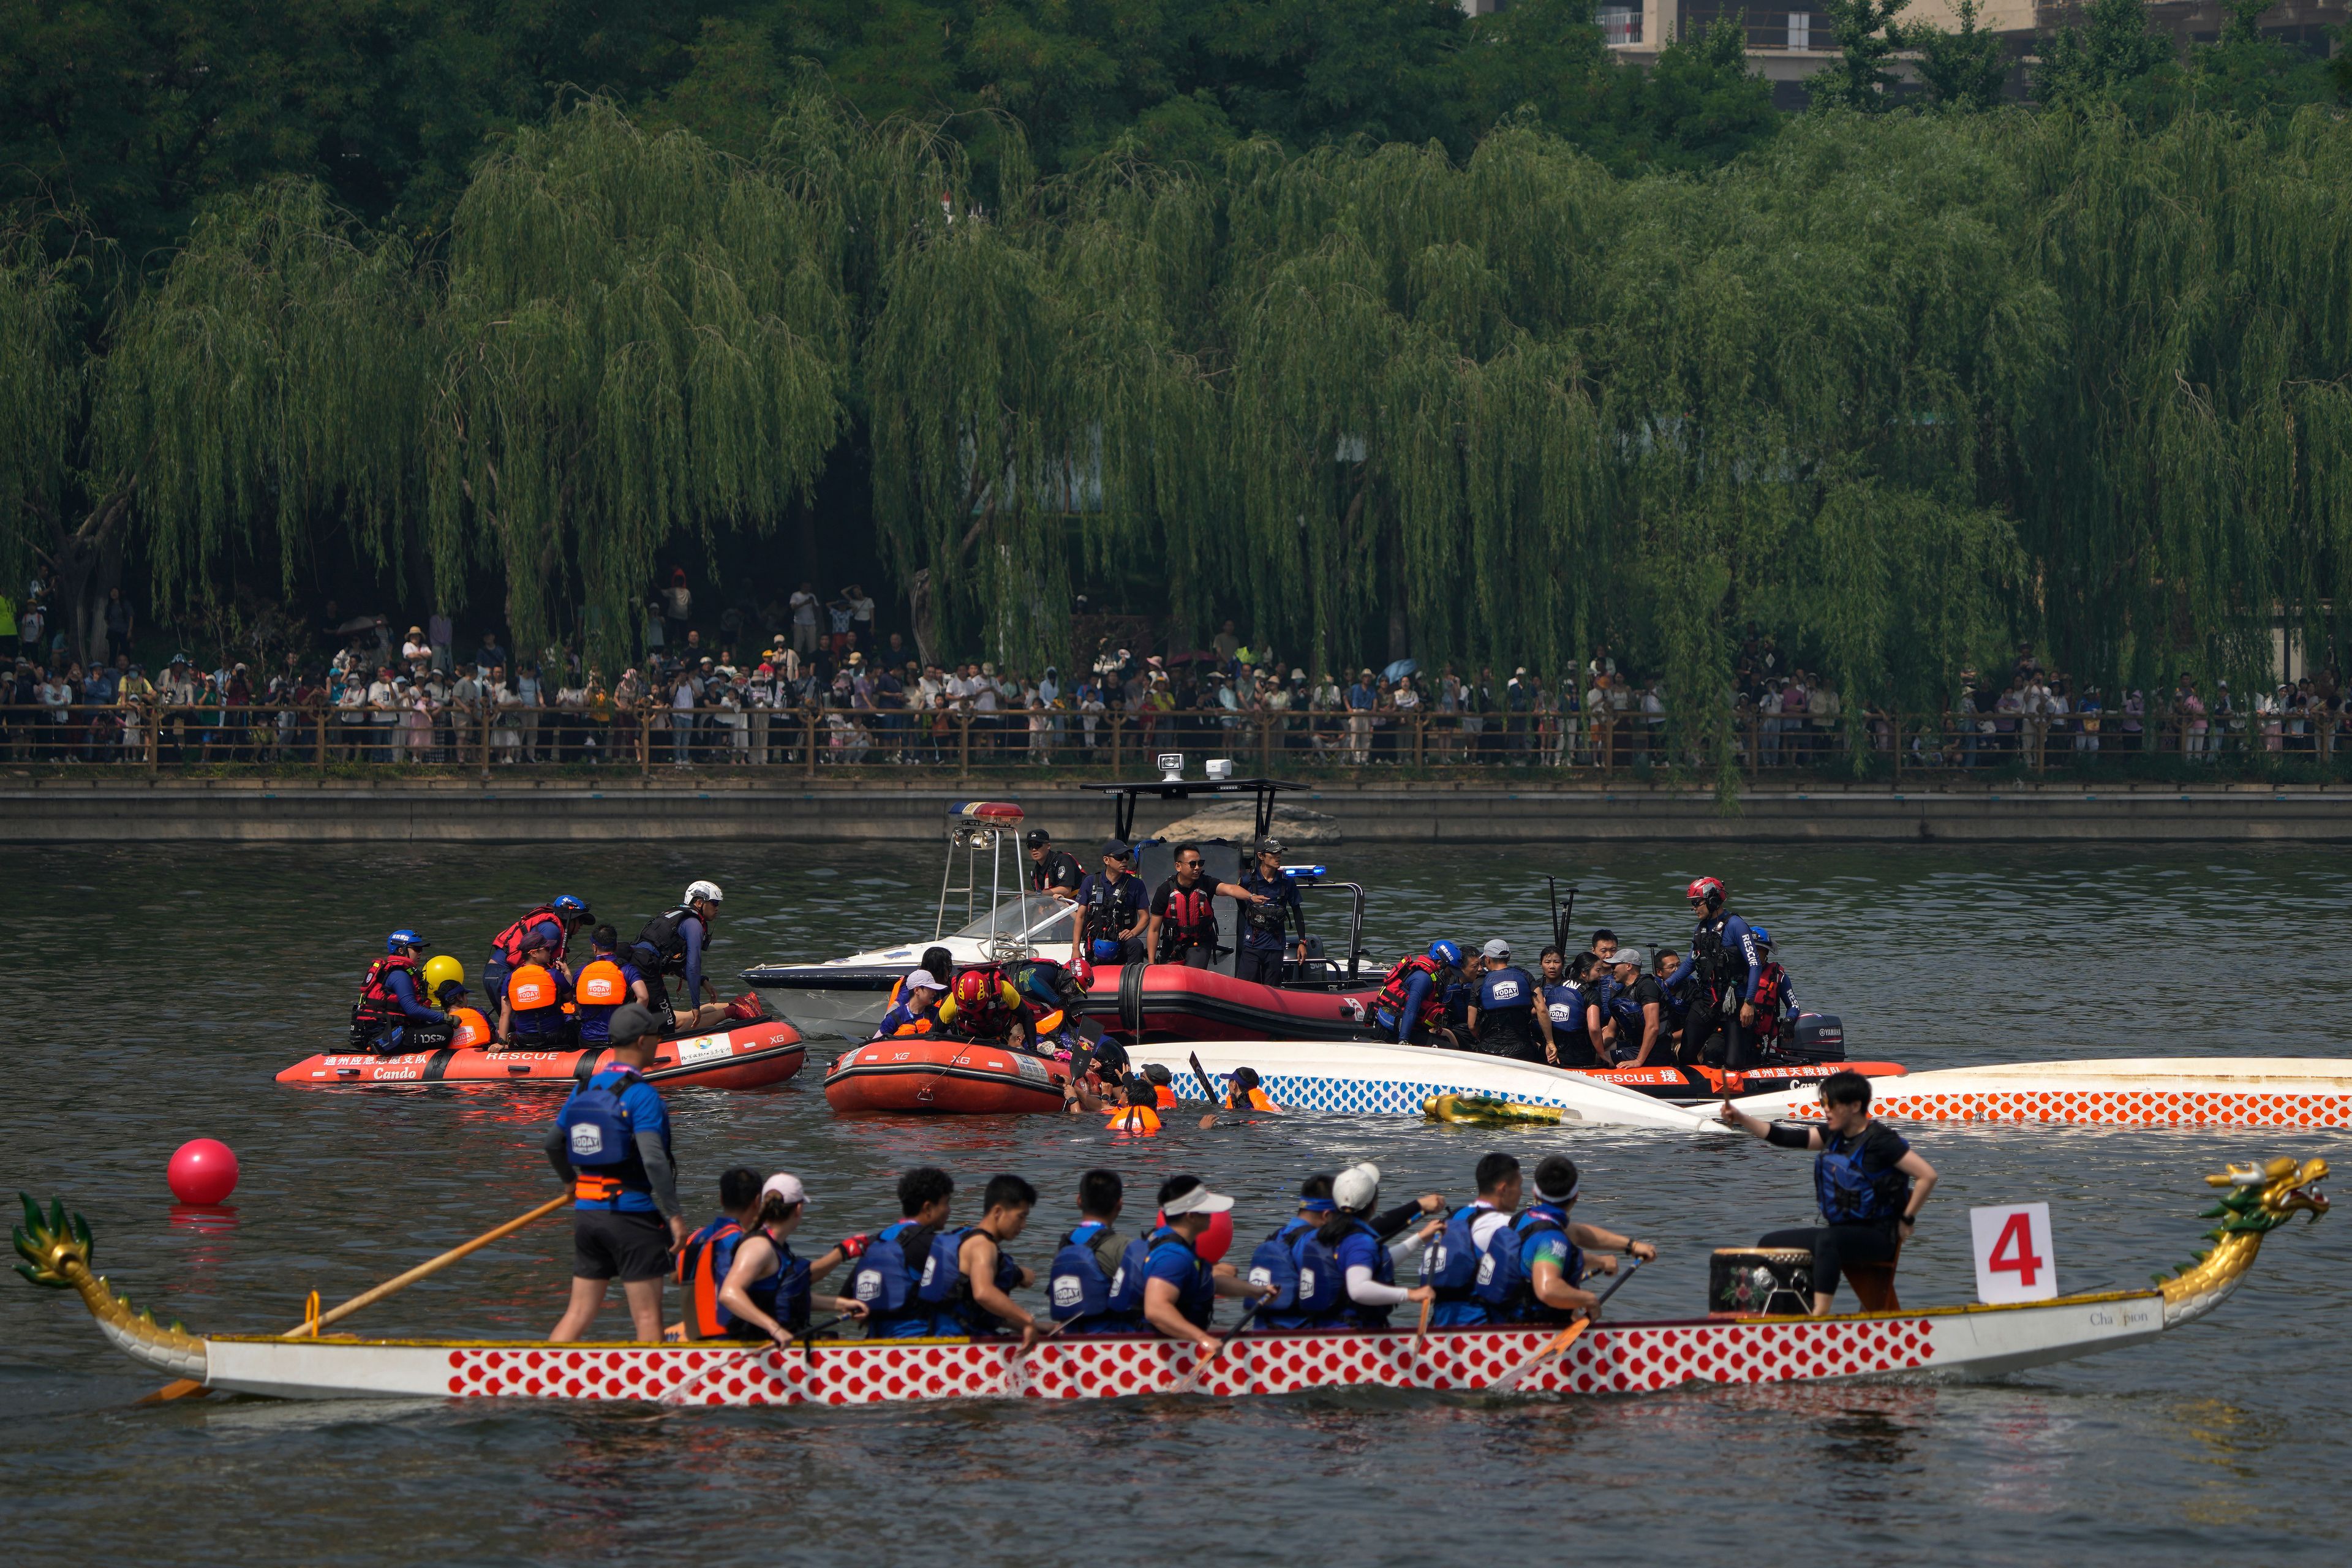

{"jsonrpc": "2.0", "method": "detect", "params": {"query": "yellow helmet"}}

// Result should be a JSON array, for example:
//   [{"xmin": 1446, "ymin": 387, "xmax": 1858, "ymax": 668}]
[{"xmin": 423, "ymin": 955, "xmax": 466, "ymax": 995}]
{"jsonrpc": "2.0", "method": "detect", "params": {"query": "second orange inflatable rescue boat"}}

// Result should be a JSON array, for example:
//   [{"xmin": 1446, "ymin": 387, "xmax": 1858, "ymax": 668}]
[{"xmin": 824, "ymin": 1037, "xmax": 1071, "ymax": 1115}]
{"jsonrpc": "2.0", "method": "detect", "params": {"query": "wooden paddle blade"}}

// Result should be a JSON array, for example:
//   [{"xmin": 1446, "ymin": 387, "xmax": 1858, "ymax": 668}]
[
  {"xmin": 137, "ymin": 1378, "xmax": 207, "ymax": 1404},
  {"xmin": 1488, "ymin": 1317, "xmax": 1591, "ymax": 1392}
]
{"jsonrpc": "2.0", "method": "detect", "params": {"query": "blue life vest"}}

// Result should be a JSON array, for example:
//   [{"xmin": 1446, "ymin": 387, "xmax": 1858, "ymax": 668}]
[
  {"xmin": 1049, "ymin": 1221, "xmax": 1127, "ymax": 1329},
  {"xmin": 1109, "ymin": 1226, "xmax": 1213, "ymax": 1329},
  {"xmin": 1325, "ymin": 1218, "xmax": 1396, "ymax": 1328},
  {"xmin": 1815, "ymin": 1127, "xmax": 1909, "ymax": 1226},
  {"xmin": 729, "ymin": 1232, "xmax": 813, "ymax": 1336},
  {"xmin": 1506, "ymin": 1205, "xmax": 1584, "ymax": 1325},
  {"xmin": 554, "ymin": 1068, "xmax": 663, "ymax": 1211},
  {"xmin": 678, "ymin": 1216, "xmax": 744, "ymax": 1339},
  {"xmin": 1422, "ymin": 1204, "xmax": 1520, "ymax": 1325},
  {"xmin": 918, "ymin": 1226, "xmax": 1025, "ymax": 1336},
  {"xmin": 851, "ymin": 1221, "xmax": 938, "ymax": 1336},
  {"xmin": 1247, "ymin": 1216, "xmax": 1343, "ymax": 1329}
]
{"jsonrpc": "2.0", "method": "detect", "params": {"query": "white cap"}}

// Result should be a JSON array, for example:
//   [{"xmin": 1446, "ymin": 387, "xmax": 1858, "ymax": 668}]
[
  {"xmin": 761, "ymin": 1172, "xmax": 807, "ymax": 1207},
  {"xmin": 1480, "ymin": 938, "xmax": 1511, "ymax": 960},
  {"xmin": 1333, "ymin": 1161, "xmax": 1382, "ymax": 1213},
  {"xmin": 905, "ymin": 970, "xmax": 943, "ymax": 992},
  {"xmin": 1160, "ymin": 1183, "xmax": 1234, "ymax": 1218},
  {"xmin": 685, "ymin": 879, "xmax": 723, "ymax": 904}
]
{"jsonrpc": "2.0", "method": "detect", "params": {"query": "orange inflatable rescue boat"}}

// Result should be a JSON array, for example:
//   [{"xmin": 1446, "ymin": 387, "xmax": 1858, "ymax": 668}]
[
  {"xmin": 279, "ymin": 1019, "xmax": 806, "ymax": 1091},
  {"xmin": 824, "ymin": 1036, "xmax": 1071, "ymax": 1115}
]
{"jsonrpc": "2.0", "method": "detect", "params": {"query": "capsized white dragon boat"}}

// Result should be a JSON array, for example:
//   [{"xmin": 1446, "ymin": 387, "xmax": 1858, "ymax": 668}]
[
  {"xmin": 1126, "ymin": 1040, "xmax": 1722, "ymax": 1130},
  {"xmin": 1728, "ymin": 1057, "xmax": 2352, "ymax": 1131},
  {"xmin": 15, "ymin": 1156, "xmax": 2324, "ymax": 1405}
]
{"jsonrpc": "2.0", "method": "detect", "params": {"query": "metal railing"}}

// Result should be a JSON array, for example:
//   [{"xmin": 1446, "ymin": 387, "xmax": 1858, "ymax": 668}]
[{"xmin": 1, "ymin": 701, "xmax": 2343, "ymax": 781}]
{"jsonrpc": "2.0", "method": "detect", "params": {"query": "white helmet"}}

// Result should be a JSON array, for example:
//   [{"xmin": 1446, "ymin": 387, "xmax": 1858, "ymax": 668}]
[{"xmin": 685, "ymin": 880, "xmax": 723, "ymax": 905}]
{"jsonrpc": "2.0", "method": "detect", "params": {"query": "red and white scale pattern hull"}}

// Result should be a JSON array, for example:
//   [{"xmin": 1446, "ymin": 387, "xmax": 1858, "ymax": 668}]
[
  {"xmin": 1730, "ymin": 1057, "xmax": 2352, "ymax": 1130},
  {"xmin": 194, "ymin": 1290, "xmax": 2171, "ymax": 1404}
]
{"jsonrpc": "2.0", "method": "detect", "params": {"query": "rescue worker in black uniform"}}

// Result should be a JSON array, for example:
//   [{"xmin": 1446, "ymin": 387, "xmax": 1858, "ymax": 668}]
[{"xmin": 1025, "ymin": 828, "xmax": 1084, "ymax": 900}]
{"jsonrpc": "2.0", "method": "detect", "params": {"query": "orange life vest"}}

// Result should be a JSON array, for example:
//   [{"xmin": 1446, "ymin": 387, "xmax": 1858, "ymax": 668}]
[
  {"xmin": 1226, "ymin": 1085, "xmax": 1275, "ymax": 1111},
  {"xmin": 354, "ymin": 953, "xmax": 419, "ymax": 1027},
  {"xmin": 1152, "ymin": 1084, "xmax": 1177, "ymax": 1109},
  {"xmin": 1108, "ymin": 1105, "xmax": 1162, "ymax": 1134},
  {"xmin": 508, "ymin": 962, "xmax": 559, "ymax": 1011},
  {"xmin": 451, "ymin": 1006, "xmax": 494, "ymax": 1049},
  {"xmin": 576, "ymin": 959, "xmax": 629, "ymax": 1005}
]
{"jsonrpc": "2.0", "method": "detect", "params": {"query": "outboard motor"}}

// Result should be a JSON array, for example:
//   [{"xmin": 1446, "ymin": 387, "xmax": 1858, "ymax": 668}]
[{"xmin": 1789, "ymin": 1012, "xmax": 1845, "ymax": 1062}]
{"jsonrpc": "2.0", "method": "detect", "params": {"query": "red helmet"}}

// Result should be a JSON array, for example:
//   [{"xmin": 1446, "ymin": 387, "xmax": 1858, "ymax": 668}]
[
  {"xmin": 952, "ymin": 970, "xmax": 997, "ymax": 1009},
  {"xmin": 1686, "ymin": 876, "xmax": 1726, "ymax": 909}
]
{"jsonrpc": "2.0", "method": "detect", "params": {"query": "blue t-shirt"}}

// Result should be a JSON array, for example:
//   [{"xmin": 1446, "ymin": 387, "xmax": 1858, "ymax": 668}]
[
  {"xmin": 1332, "ymin": 1226, "xmax": 1383, "ymax": 1278},
  {"xmin": 1141, "ymin": 1228, "xmax": 1213, "ymax": 1326},
  {"xmin": 1477, "ymin": 966, "xmax": 1536, "ymax": 1013},
  {"xmin": 383, "ymin": 966, "xmax": 447, "ymax": 1023}
]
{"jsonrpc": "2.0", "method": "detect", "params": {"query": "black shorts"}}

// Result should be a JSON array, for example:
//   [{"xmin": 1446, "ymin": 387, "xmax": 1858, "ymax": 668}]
[{"xmin": 573, "ymin": 1208, "xmax": 671, "ymax": 1283}]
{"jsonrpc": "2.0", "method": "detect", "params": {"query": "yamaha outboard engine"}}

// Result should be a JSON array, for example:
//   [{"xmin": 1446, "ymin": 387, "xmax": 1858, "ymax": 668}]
[{"xmin": 1789, "ymin": 1012, "xmax": 1845, "ymax": 1062}]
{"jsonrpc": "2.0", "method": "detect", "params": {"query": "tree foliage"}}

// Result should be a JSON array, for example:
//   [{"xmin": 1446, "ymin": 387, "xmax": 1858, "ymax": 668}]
[{"xmin": 1905, "ymin": 0, "xmax": 2011, "ymax": 112}]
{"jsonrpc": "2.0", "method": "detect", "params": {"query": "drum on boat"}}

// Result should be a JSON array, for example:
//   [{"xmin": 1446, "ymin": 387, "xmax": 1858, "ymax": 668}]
[
  {"xmin": 823, "ymin": 1036, "xmax": 1071, "ymax": 1115},
  {"xmin": 277, "ymin": 1019, "xmax": 806, "ymax": 1091},
  {"xmin": 1709, "ymin": 1248, "xmax": 1816, "ymax": 1317}
]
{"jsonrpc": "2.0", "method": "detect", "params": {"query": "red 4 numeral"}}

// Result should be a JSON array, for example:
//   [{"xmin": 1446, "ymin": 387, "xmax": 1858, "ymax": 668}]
[{"xmin": 1988, "ymin": 1212, "xmax": 2044, "ymax": 1286}]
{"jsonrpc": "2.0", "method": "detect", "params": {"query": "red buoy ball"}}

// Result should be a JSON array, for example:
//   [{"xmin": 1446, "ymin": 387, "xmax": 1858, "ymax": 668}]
[
  {"xmin": 167, "ymin": 1139, "xmax": 240, "ymax": 1205},
  {"xmin": 1196, "ymin": 1208, "xmax": 1234, "ymax": 1264}
]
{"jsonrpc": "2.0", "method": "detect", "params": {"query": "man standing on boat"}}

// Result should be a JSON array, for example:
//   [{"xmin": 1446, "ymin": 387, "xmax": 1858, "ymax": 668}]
[
  {"xmin": 1717, "ymin": 1071, "xmax": 1939, "ymax": 1314},
  {"xmin": 1683, "ymin": 877, "xmax": 1766, "ymax": 1070},
  {"xmin": 1145, "ymin": 842, "xmax": 1261, "ymax": 968},
  {"xmin": 1233, "ymin": 837, "xmax": 1305, "ymax": 986},
  {"xmin": 1071, "ymin": 842, "xmax": 1150, "ymax": 967},
  {"xmin": 545, "ymin": 1004, "xmax": 689, "ymax": 1343},
  {"xmin": 1025, "ymin": 828, "xmax": 1084, "ymax": 900}
]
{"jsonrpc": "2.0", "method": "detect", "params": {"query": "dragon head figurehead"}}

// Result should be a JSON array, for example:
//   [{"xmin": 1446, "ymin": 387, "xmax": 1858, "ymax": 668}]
[
  {"xmin": 13, "ymin": 1194, "xmax": 208, "ymax": 1374},
  {"xmin": 2158, "ymin": 1156, "xmax": 2328, "ymax": 1324}
]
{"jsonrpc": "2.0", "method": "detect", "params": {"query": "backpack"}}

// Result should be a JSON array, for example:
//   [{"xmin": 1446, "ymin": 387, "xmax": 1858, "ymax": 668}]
[{"xmin": 555, "ymin": 1070, "xmax": 639, "ymax": 1168}]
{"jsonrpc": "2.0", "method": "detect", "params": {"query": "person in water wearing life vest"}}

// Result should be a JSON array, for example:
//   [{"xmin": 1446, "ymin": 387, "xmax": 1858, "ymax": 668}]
[
  {"xmin": 1105, "ymin": 1073, "xmax": 1163, "ymax": 1134},
  {"xmin": 1223, "ymin": 1066, "xmax": 1280, "ymax": 1112},
  {"xmin": 573, "ymin": 925, "xmax": 656, "ymax": 1048},
  {"xmin": 545, "ymin": 1003, "xmax": 688, "ymax": 1343},
  {"xmin": 875, "ymin": 970, "xmax": 946, "ymax": 1037},
  {"xmin": 1600, "ymin": 948, "xmax": 1667, "ymax": 1067},
  {"xmin": 1025, "ymin": 827, "xmax": 1084, "ymax": 900},
  {"xmin": 486, "ymin": 894, "xmax": 593, "ymax": 1017},
  {"xmin": 1718, "ymin": 1069, "xmax": 1939, "ymax": 1314},
  {"xmin": 1682, "ymin": 876, "xmax": 1768, "ymax": 1070},
  {"xmin": 352, "ymin": 930, "xmax": 456, "ymax": 1054},
  {"xmin": 1233, "ymin": 837, "xmax": 1305, "ymax": 987},
  {"xmin": 1047, "ymin": 1169, "xmax": 1133, "ymax": 1333},
  {"xmin": 1070, "ymin": 841, "xmax": 1149, "ymax": 968},
  {"xmin": 1122, "ymin": 1175, "xmax": 1273, "ymax": 1357},
  {"xmin": 711, "ymin": 1172, "xmax": 872, "ymax": 1351},
  {"xmin": 1144, "ymin": 842, "xmax": 1264, "ymax": 968},
  {"xmin": 1373, "ymin": 940, "xmax": 1463, "ymax": 1046},
  {"xmin": 630, "ymin": 880, "xmax": 731, "ymax": 1035},
  {"xmin": 435, "ymin": 976, "xmax": 495, "ymax": 1049},
  {"xmin": 1466, "ymin": 940, "xmax": 1548, "ymax": 1063}
]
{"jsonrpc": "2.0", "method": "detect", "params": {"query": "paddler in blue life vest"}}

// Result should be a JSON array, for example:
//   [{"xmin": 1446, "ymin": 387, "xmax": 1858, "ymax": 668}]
[
  {"xmin": 848, "ymin": 1166, "xmax": 957, "ymax": 1339},
  {"xmin": 1719, "ymin": 1069, "xmax": 1939, "ymax": 1314},
  {"xmin": 1466, "ymin": 940, "xmax": 1547, "ymax": 1063},
  {"xmin": 1114, "ymin": 1176, "xmax": 1276, "ymax": 1357},
  {"xmin": 937, "ymin": 1174, "xmax": 1042, "ymax": 1346},
  {"xmin": 544, "ymin": 1003, "xmax": 688, "ymax": 1343},
  {"xmin": 1144, "ymin": 841, "xmax": 1262, "ymax": 968},
  {"xmin": 1310, "ymin": 1163, "xmax": 1445, "ymax": 1328},
  {"xmin": 350, "ymin": 930, "xmax": 454, "ymax": 1054},
  {"xmin": 1501, "ymin": 1156, "xmax": 1655, "ymax": 1325},
  {"xmin": 1047, "ymin": 1169, "xmax": 1133, "ymax": 1333},
  {"xmin": 1233, "ymin": 837, "xmax": 1305, "ymax": 987},
  {"xmin": 710, "ymin": 1172, "xmax": 871, "ymax": 1351},
  {"xmin": 1423, "ymin": 1152, "xmax": 1653, "ymax": 1327}
]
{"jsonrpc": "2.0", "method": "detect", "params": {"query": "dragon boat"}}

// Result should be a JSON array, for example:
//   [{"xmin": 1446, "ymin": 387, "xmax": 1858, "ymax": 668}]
[
  {"xmin": 1727, "ymin": 1058, "xmax": 2352, "ymax": 1131},
  {"xmin": 13, "ymin": 1156, "xmax": 2321, "ymax": 1404},
  {"xmin": 276, "ymin": 1019, "xmax": 806, "ymax": 1091}
]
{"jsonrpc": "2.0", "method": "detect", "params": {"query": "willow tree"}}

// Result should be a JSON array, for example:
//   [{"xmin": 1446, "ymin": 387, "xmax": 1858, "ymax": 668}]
[
  {"xmin": 77, "ymin": 181, "xmax": 435, "ymax": 656},
  {"xmin": 431, "ymin": 100, "xmax": 849, "ymax": 665},
  {"xmin": 0, "ymin": 216, "xmax": 83, "ymax": 638},
  {"xmin": 2005, "ymin": 107, "xmax": 2352, "ymax": 695}
]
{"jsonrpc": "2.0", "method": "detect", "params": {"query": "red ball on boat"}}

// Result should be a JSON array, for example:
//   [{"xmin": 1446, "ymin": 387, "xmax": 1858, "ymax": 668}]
[{"xmin": 167, "ymin": 1138, "xmax": 239, "ymax": 1205}]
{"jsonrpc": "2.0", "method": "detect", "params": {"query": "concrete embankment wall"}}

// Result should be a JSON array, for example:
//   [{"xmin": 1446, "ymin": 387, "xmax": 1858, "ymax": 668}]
[{"xmin": 4, "ymin": 778, "xmax": 2350, "ymax": 844}]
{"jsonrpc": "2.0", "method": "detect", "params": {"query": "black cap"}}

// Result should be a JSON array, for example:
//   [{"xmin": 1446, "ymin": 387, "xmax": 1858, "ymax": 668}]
[
  {"xmin": 1025, "ymin": 828, "xmax": 1052, "ymax": 848},
  {"xmin": 1101, "ymin": 840, "xmax": 1132, "ymax": 860}
]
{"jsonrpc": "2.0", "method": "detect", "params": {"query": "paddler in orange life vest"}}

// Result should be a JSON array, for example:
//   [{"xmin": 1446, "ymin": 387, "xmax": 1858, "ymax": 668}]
[
  {"xmin": 1144, "ymin": 841, "xmax": 1262, "ymax": 968},
  {"xmin": 573, "ymin": 924, "xmax": 656, "ymax": 1047},
  {"xmin": 875, "ymin": 969, "xmax": 946, "ymax": 1037},
  {"xmin": 681, "ymin": 1170, "xmax": 870, "ymax": 1348},
  {"xmin": 352, "ymin": 930, "xmax": 456, "ymax": 1054},
  {"xmin": 484, "ymin": 894, "xmax": 592, "ymax": 1016},
  {"xmin": 545, "ymin": 1003, "xmax": 688, "ymax": 1343}
]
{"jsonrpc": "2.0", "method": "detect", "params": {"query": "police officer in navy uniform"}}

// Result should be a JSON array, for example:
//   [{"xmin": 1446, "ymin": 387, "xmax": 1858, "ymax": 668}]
[
  {"xmin": 1025, "ymin": 828, "xmax": 1084, "ymax": 900},
  {"xmin": 1069, "ymin": 842, "xmax": 1150, "ymax": 968},
  {"xmin": 1719, "ymin": 1069, "xmax": 1939, "ymax": 1315},
  {"xmin": 1464, "ymin": 938, "xmax": 1545, "ymax": 1062},
  {"xmin": 1234, "ymin": 837, "xmax": 1304, "ymax": 986},
  {"xmin": 544, "ymin": 1003, "xmax": 689, "ymax": 1343}
]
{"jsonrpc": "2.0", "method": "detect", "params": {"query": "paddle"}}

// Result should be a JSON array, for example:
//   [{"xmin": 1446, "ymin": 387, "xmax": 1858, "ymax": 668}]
[
  {"xmin": 1188, "ymin": 1051, "xmax": 1221, "ymax": 1128},
  {"xmin": 141, "ymin": 1192, "xmax": 573, "ymax": 1403},
  {"xmin": 665, "ymin": 1313, "xmax": 850, "ymax": 1406},
  {"xmin": 1486, "ymin": 1256, "xmax": 1646, "ymax": 1393}
]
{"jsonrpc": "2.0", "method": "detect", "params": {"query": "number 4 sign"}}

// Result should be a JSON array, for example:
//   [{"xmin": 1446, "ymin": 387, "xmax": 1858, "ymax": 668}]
[{"xmin": 1970, "ymin": 1203, "xmax": 2059, "ymax": 1305}]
